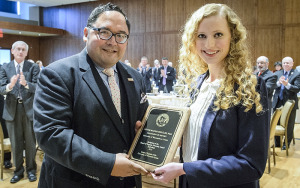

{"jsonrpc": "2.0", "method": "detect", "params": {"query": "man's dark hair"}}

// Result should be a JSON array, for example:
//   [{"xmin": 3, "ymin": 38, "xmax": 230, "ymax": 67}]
[
  {"xmin": 162, "ymin": 57, "xmax": 168, "ymax": 60},
  {"xmin": 86, "ymin": 2, "xmax": 130, "ymax": 33},
  {"xmin": 274, "ymin": 61, "xmax": 282, "ymax": 67}
]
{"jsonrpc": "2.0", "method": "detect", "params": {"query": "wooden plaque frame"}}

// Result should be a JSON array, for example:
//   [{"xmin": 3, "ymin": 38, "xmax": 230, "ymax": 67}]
[{"xmin": 128, "ymin": 104, "xmax": 190, "ymax": 172}]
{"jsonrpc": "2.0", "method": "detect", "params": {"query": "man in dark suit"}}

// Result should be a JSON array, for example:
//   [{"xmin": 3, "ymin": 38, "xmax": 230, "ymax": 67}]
[
  {"xmin": 0, "ymin": 41, "xmax": 39, "ymax": 183},
  {"xmin": 136, "ymin": 56, "xmax": 152, "ymax": 93},
  {"xmin": 256, "ymin": 56, "xmax": 277, "ymax": 113},
  {"xmin": 158, "ymin": 57, "xmax": 175, "ymax": 93},
  {"xmin": 152, "ymin": 59, "xmax": 160, "ymax": 87},
  {"xmin": 272, "ymin": 56, "xmax": 300, "ymax": 149},
  {"xmin": 33, "ymin": 3, "xmax": 148, "ymax": 188}
]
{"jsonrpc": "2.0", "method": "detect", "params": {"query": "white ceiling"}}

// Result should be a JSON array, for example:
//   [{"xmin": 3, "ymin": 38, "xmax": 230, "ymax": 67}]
[{"xmin": 9, "ymin": 0, "xmax": 97, "ymax": 7}]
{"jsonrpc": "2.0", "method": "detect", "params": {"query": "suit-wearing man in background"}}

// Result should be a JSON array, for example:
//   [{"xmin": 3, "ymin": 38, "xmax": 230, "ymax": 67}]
[
  {"xmin": 33, "ymin": 3, "xmax": 148, "ymax": 188},
  {"xmin": 256, "ymin": 56, "xmax": 277, "ymax": 114},
  {"xmin": 152, "ymin": 59, "xmax": 160, "ymax": 87},
  {"xmin": 0, "ymin": 41, "xmax": 39, "ymax": 183},
  {"xmin": 168, "ymin": 62, "xmax": 177, "ymax": 85},
  {"xmin": 272, "ymin": 57, "xmax": 300, "ymax": 150},
  {"xmin": 136, "ymin": 56, "xmax": 152, "ymax": 93},
  {"xmin": 158, "ymin": 57, "xmax": 175, "ymax": 93}
]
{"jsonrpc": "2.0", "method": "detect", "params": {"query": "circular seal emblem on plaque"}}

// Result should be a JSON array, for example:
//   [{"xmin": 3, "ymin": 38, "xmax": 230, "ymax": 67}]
[{"xmin": 156, "ymin": 113, "xmax": 169, "ymax": 127}]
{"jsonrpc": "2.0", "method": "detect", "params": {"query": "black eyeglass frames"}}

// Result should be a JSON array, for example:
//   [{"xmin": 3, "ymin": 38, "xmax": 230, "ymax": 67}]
[{"xmin": 90, "ymin": 27, "xmax": 129, "ymax": 44}]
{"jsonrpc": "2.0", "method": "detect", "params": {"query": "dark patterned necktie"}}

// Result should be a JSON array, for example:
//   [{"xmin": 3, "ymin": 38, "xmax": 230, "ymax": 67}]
[{"xmin": 16, "ymin": 64, "xmax": 22, "ymax": 99}]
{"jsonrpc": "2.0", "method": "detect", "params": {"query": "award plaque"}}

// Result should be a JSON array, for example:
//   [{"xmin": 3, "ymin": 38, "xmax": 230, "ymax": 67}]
[{"xmin": 128, "ymin": 104, "xmax": 191, "ymax": 172}]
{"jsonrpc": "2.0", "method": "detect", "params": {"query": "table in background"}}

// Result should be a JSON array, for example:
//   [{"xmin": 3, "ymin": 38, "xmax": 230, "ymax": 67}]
[{"xmin": 147, "ymin": 94, "xmax": 189, "ymax": 107}]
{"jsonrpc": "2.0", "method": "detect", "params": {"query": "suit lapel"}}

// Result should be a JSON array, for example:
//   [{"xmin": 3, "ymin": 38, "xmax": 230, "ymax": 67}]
[
  {"xmin": 80, "ymin": 51, "xmax": 128, "ymax": 143},
  {"xmin": 8, "ymin": 61, "xmax": 16, "ymax": 75},
  {"xmin": 22, "ymin": 61, "xmax": 30, "ymax": 77},
  {"xmin": 288, "ymin": 69, "xmax": 295, "ymax": 80},
  {"xmin": 117, "ymin": 63, "xmax": 138, "ymax": 133},
  {"xmin": 198, "ymin": 104, "xmax": 218, "ymax": 159}
]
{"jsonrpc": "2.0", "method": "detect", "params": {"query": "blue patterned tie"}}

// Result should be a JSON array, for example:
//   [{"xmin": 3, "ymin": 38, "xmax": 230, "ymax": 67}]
[{"xmin": 279, "ymin": 71, "xmax": 288, "ymax": 100}]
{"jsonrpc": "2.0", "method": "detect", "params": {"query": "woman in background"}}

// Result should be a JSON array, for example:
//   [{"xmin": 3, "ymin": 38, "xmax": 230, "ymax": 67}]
[{"xmin": 152, "ymin": 4, "xmax": 269, "ymax": 188}]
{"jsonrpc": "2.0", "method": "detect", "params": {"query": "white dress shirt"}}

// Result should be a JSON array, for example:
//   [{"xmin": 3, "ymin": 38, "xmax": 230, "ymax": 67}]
[{"xmin": 182, "ymin": 77, "xmax": 221, "ymax": 162}]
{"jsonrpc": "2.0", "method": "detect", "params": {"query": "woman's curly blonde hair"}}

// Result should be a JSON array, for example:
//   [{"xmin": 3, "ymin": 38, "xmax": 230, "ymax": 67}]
[{"xmin": 179, "ymin": 3, "xmax": 262, "ymax": 113}]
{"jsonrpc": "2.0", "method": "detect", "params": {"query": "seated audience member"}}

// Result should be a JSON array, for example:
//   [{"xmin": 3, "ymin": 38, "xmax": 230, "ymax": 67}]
[{"xmin": 151, "ymin": 4, "xmax": 269, "ymax": 187}]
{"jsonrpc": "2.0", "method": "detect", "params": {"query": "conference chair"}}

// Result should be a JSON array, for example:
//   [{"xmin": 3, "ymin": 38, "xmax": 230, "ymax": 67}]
[
  {"xmin": 0, "ymin": 123, "xmax": 11, "ymax": 180},
  {"xmin": 275, "ymin": 100, "xmax": 295, "ymax": 156},
  {"xmin": 268, "ymin": 107, "xmax": 282, "ymax": 173}
]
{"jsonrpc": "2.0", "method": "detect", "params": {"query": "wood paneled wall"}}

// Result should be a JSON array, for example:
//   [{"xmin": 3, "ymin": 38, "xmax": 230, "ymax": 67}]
[{"xmin": 37, "ymin": 0, "xmax": 300, "ymax": 70}]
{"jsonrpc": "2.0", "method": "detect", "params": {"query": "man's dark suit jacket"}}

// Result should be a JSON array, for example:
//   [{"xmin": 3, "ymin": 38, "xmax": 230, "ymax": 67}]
[
  {"xmin": 181, "ymin": 72, "xmax": 269, "ymax": 188},
  {"xmin": 158, "ymin": 66, "xmax": 175, "ymax": 92},
  {"xmin": 33, "ymin": 49, "xmax": 148, "ymax": 188},
  {"xmin": 272, "ymin": 69, "xmax": 300, "ymax": 110},
  {"xmin": 136, "ymin": 67, "xmax": 152, "ymax": 93},
  {"xmin": 0, "ymin": 60, "xmax": 39, "ymax": 121},
  {"xmin": 152, "ymin": 67, "xmax": 159, "ymax": 86},
  {"xmin": 256, "ymin": 69, "xmax": 277, "ymax": 110}
]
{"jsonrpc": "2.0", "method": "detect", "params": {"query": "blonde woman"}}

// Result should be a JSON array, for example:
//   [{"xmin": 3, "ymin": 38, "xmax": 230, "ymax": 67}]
[{"xmin": 152, "ymin": 4, "xmax": 269, "ymax": 188}]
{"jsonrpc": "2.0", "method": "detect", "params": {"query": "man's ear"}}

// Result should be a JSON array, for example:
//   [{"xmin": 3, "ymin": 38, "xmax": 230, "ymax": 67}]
[{"xmin": 83, "ymin": 27, "xmax": 88, "ymax": 42}]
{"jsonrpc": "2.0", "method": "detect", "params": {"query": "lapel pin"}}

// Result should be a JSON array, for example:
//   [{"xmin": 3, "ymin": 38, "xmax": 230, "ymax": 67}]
[{"xmin": 128, "ymin": 78, "xmax": 134, "ymax": 81}]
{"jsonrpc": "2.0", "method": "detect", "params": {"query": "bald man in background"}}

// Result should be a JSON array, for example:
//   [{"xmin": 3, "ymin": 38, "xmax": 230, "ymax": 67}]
[
  {"xmin": 272, "ymin": 57, "xmax": 300, "ymax": 150},
  {"xmin": 256, "ymin": 56, "xmax": 277, "ymax": 114}
]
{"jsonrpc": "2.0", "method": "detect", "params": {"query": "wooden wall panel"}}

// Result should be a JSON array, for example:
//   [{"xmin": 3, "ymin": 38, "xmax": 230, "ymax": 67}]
[
  {"xmin": 39, "ymin": 38, "xmax": 53, "ymax": 65},
  {"xmin": 255, "ymin": 27, "xmax": 282, "ymax": 64},
  {"xmin": 257, "ymin": 0, "xmax": 282, "ymax": 25},
  {"xmin": 284, "ymin": 27, "xmax": 300, "ymax": 67},
  {"xmin": 144, "ymin": 34, "xmax": 162, "ymax": 66},
  {"xmin": 246, "ymin": 27, "xmax": 255, "ymax": 64},
  {"xmin": 66, "ymin": 4, "xmax": 81, "ymax": 37},
  {"xmin": 162, "ymin": 33, "xmax": 181, "ymax": 69},
  {"xmin": 127, "ymin": 0, "xmax": 145, "ymax": 33},
  {"xmin": 164, "ymin": 0, "xmax": 185, "ymax": 32},
  {"xmin": 36, "ymin": 0, "xmax": 300, "ymax": 70},
  {"xmin": 285, "ymin": 0, "xmax": 300, "ymax": 24},
  {"xmin": 125, "ymin": 35, "xmax": 144, "ymax": 68},
  {"xmin": 80, "ymin": 1, "xmax": 94, "ymax": 30},
  {"xmin": 145, "ymin": 0, "xmax": 163, "ymax": 33},
  {"xmin": 185, "ymin": 0, "xmax": 205, "ymax": 20},
  {"xmin": 51, "ymin": 39, "xmax": 67, "ymax": 62},
  {"xmin": 225, "ymin": 0, "xmax": 256, "ymax": 26}
]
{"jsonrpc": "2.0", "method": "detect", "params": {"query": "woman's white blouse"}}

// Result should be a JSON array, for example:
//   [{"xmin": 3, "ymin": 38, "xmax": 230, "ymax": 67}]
[{"xmin": 182, "ymin": 78, "xmax": 221, "ymax": 162}]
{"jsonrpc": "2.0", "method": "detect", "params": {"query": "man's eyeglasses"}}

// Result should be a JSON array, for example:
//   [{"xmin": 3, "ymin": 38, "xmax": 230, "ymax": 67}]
[{"xmin": 91, "ymin": 28, "xmax": 129, "ymax": 44}]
